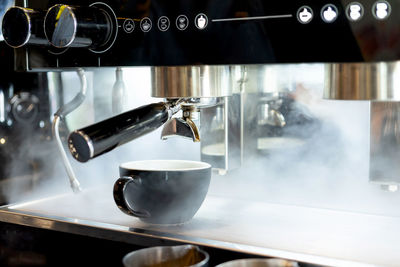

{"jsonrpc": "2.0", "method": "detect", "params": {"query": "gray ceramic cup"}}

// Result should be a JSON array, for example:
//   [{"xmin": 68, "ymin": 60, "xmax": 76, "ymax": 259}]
[{"xmin": 113, "ymin": 160, "xmax": 211, "ymax": 224}]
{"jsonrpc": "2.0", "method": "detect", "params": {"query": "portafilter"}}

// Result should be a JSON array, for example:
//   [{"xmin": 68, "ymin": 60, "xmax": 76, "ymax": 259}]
[
  {"xmin": 68, "ymin": 65, "xmax": 231, "ymax": 163},
  {"xmin": 67, "ymin": 98, "xmax": 217, "ymax": 162}
]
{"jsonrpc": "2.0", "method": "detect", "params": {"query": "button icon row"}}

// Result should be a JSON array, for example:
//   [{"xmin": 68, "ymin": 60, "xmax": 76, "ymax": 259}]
[
  {"xmin": 297, "ymin": 1, "xmax": 391, "ymax": 24},
  {"xmin": 123, "ymin": 14, "xmax": 209, "ymax": 33}
]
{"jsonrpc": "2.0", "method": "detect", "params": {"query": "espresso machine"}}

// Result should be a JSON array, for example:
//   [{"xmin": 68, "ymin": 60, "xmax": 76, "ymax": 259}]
[
  {"xmin": 3, "ymin": 0, "xmax": 400, "ymax": 191},
  {"xmin": 3, "ymin": 0, "xmax": 400, "ymax": 266}
]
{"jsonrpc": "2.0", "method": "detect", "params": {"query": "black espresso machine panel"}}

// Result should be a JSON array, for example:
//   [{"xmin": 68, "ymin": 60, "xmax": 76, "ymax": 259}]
[{"xmin": 5, "ymin": 0, "xmax": 400, "ymax": 70}]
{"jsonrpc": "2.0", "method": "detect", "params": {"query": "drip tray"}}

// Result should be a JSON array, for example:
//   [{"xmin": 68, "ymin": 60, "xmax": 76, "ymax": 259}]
[{"xmin": 0, "ymin": 186, "xmax": 398, "ymax": 267}]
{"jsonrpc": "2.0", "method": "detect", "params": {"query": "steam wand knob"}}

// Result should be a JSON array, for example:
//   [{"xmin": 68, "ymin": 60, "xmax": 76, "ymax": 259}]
[
  {"xmin": 44, "ymin": 4, "xmax": 113, "ymax": 49},
  {"xmin": 2, "ymin": 7, "xmax": 49, "ymax": 48}
]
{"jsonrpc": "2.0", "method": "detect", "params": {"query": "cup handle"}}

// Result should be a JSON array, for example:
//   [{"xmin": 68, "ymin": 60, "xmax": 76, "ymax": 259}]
[{"xmin": 113, "ymin": 176, "xmax": 150, "ymax": 218}]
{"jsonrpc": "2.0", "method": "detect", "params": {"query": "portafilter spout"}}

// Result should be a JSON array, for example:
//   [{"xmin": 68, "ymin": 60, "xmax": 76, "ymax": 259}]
[
  {"xmin": 161, "ymin": 98, "xmax": 222, "ymax": 142},
  {"xmin": 161, "ymin": 105, "xmax": 200, "ymax": 142}
]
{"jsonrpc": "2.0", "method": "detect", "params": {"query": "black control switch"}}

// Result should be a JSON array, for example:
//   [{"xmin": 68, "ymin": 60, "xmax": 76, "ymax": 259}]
[
  {"xmin": 44, "ymin": 4, "xmax": 113, "ymax": 49},
  {"xmin": 2, "ymin": 7, "xmax": 48, "ymax": 48}
]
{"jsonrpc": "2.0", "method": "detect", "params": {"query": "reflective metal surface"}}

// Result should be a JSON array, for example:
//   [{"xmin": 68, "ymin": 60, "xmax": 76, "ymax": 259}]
[
  {"xmin": 369, "ymin": 102, "xmax": 400, "ymax": 189},
  {"xmin": 151, "ymin": 66, "xmax": 232, "ymax": 98},
  {"xmin": 216, "ymin": 258, "xmax": 298, "ymax": 267},
  {"xmin": 200, "ymin": 95, "xmax": 241, "ymax": 173},
  {"xmin": 257, "ymin": 101, "xmax": 286, "ymax": 128},
  {"xmin": 123, "ymin": 245, "xmax": 209, "ymax": 267},
  {"xmin": 325, "ymin": 61, "xmax": 400, "ymax": 190},
  {"xmin": 0, "ymin": 188, "xmax": 390, "ymax": 267},
  {"xmin": 324, "ymin": 61, "xmax": 400, "ymax": 100}
]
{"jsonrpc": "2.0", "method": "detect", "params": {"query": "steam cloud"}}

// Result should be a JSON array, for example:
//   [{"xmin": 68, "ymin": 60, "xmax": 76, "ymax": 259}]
[
  {"xmin": 5, "ymin": 64, "xmax": 400, "ymax": 220},
  {"xmin": 209, "ymin": 64, "xmax": 400, "ymax": 218},
  {"xmin": 4, "ymin": 67, "xmax": 200, "ymax": 204}
]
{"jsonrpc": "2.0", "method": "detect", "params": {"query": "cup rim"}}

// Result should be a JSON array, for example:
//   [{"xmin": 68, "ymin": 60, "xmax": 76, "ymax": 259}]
[{"xmin": 120, "ymin": 160, "xmax": 211, "ymax": 172}]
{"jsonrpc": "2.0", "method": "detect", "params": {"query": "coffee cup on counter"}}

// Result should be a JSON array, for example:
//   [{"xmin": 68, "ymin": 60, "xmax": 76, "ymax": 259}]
[{"xmin": 113, "ymin": 160, "xmax": 211, "ymax": 224}]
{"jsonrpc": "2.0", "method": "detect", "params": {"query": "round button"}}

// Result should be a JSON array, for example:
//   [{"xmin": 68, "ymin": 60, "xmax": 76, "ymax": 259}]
[
  {"xmin": 372, "ymin": 0, "xmax": 391, "ymax": 20},
  {"xmin": 158, "ymin": 16, "xmax": 170, "ymax": 32},
  {"xmin": 2, "ymin": 7, "xmax": 32, "ymax": 48},
  {"xmin": 346, "ymin": 2, "xmax": 364, "ymax": 21},
  {"xmin": 140, "ymin": 17, "xmax": 152, "ymax": 32},
  {"xmin": 297, "ymin": 6, "xmax": 313, "ymax": 24},
  {"xmin": 321, "ymin": 4, "xmax": 339, "ymax": 23},
  {"xmin": 195, "ymin": 13, "xmax": 208, "ymax": 30},
  {"xmin": 44, "ymin": 4, "xmax": 112, "ymax": 49},
  {"xmin": 176, "ymin": 15, "xmax": 189, "ymax": 31},
  {"xmin": 123, "ymin": 19, "xmax": 135, "ymax": 33},
  {"xmin": 45, "ymin": 5, "xmax": 77, "ymax": 47}
]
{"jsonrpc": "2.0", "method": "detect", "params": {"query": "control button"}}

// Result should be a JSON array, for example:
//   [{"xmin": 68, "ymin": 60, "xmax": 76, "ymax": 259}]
[
  {"xmin": 176, "ymin": 15, "xmax": 189, "ymax": 30},
  {"xmin": 140, "ymin": 17, "xmax": 152, "ymax": 32},
  {"xmin": 2, "ymin": 7, "xmax": 48, "ymax": 48},
  {"xmin": 346, "ymin": 2, "xmax": 364, "ymax": 21},
  {"xmin": 195, "ymin": 13, "xmax": 208, "ymax": 30},
  {"xmin": 373, "ymin": 1, "xmax": 391, "ymax": 20},
  {"xmin": 44, "ymin": 4, "xmax": 112, "ymax": 49},
  {"xmin": 158, "ymin": 16, "xmax": 170, "ymax": 31},
  {"xmin": 321, "ymin": 4, "xmax": 338, "ymax": 23},
  {"xmin": 123, "ymin": 19, "xmax": 135, "ymax": 33},
  {"xmin": 297, "ymin": 6, "xmax": 313, "ymax": 24}
]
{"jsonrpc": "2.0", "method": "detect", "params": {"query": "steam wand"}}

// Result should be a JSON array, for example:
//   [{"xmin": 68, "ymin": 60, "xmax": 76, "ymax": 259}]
[{"xmin": 52, "ymin": 69, "xmax": 87, "ymax": 193}]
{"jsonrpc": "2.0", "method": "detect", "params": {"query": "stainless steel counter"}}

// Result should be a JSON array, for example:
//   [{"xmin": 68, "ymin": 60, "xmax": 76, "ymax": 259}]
[{"xmin": 0, "ymin": 185, "xmax": 398, "ymax": 267}]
